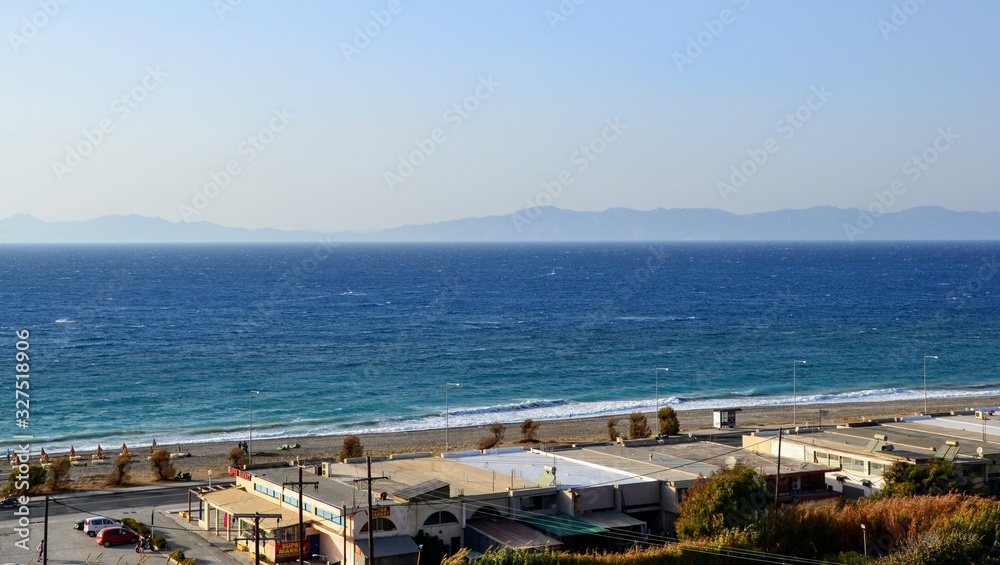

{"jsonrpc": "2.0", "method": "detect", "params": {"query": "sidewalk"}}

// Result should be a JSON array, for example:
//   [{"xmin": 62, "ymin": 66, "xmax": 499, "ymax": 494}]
[{"xmin": 162, "ymin": 508, "xmax": 250, "ymax": 565}]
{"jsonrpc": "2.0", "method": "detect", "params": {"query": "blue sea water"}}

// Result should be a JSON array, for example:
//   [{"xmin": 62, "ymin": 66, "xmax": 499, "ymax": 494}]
[{"xmin": 0, "ymin": 242, "xmax": 998, "ymax": 452}]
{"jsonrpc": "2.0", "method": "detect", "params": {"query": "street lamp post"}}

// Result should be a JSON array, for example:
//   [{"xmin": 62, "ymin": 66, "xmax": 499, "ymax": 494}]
[
  {"xmin": 861, "ymin": 523, "xmax": 867, "ymax": 558},
  {"xmin": 793, "ymin": 361, "xmax": 806, "ymax": 427},
  {"xmin": 654, "ymin": 368, "xmax": 669, "ymax": 417},
  {"xmin": 923, "ymin": 355, "xmax": 938, "ymax": 415},
  {"xmin": 249, "ymin": 390, "xmax": 261, "ymax": 465},
  {"xmin": 444, "ymin": 383, "xmax": 461, "ymax": 455}
]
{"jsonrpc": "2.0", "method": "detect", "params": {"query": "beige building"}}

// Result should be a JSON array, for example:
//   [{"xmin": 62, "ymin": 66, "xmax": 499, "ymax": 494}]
[
  {"xmin": 191, "ymin": 438, "xmax": 841, "ymax": 562},
  {"xmin": 742, "ymin": 418, "xmax": 1000, "ymax": 497}
]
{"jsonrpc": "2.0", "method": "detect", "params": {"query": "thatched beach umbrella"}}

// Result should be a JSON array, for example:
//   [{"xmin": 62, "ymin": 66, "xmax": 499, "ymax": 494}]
[
  {"xmin": 40, "ymin": 448, "xmax": 48, "ymax": 461},
  {"xmin": 96, "ymin": 444, "xmax": 103, "ymax": 458},
  {"xmin": 69, "ymin": 446, "xmax": 76, "ymax": 458},
  {"xmin": 150, "ymin": 439, "xmax": 157, "ymax": 453},
  {"xmin": 121, "ymin": 442, "xmax": 129, "ymax": 454}
]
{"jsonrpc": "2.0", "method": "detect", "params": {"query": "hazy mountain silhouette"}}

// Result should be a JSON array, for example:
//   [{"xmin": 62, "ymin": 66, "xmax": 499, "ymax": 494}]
[{"xmin": 2, "ymin": 206, "xmax": 998, "ymax": 243}]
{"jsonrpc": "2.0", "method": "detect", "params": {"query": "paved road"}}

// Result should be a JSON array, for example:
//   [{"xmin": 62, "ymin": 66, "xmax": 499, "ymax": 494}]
[{"xmin": 0, "ymin": 482, "xmax": 242, "ymax": 565}]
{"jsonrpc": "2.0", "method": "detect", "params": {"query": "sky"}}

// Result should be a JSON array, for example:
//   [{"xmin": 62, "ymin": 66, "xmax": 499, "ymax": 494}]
[{"xmin": 2, "ymin": 1, "xmax": 999, "ymax": 233}]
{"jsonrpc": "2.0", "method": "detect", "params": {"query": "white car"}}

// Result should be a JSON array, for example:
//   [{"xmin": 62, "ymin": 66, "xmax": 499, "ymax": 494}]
[{"xmin": 82, "ymin": 516, "xmax": 121, "ymax": 537}]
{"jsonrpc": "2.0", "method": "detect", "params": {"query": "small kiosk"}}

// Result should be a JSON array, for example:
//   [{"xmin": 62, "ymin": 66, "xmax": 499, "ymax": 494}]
[{"xmin": 712, "ymin": 408, "xmax": 742, "ymax": 429}]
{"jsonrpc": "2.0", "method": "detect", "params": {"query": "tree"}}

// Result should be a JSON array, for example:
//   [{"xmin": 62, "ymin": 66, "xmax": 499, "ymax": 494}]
[
  {"xmin": 476, "ymin": 435, "xmax": 499, "ymax": 450},
  {"xmin": 339, "ymin": 435, "xmax": 364, "ymax": 461},
  {"xmin": 675, "ymin": 463, "xmax": 769, "ymax": 541},
  {"xmin": 105, "ymin": 453, "xmax": 133, "ymax": 487},
  {"xmin": 657, "ymin": 406, "xmax": 680, "ymax": 438},
  {"xmin": 520, "ymin": 419, "xmax": 541, "ymax": 442},
  {"xmin": 229, "ymin": 446, "xmax": 248, "ymax": 467},
  {"xmin": 150, "ymin": 449, "xmax": 177, "ymax": 481},
  {"xmin": 490, "ymin": 423, "xmax": 506, "ymax": 443},
  {"xmin": 882, "ymin": 460, "xmax": 964, "ymax": 497},
  {"xmin": 414, "ymin": 530, "xmax": 449, "ymax": 564},
  {"xmin": 4, "ymin": 464, "xmax": 46, "ymax": 496},
  {"xmin": 45, "ymin": 457, "xmax": 72, "ymax": 492},
  {"xmin": 628, "ymin": 412, "xmax": 652, "ymax": 439},
  {"xmin": 477, "ymin": 423, "xmax": 507, "ymax": 450},
  {"xmin": 607, "ymin": 417, "xmax": 620, "ymax": 441}
]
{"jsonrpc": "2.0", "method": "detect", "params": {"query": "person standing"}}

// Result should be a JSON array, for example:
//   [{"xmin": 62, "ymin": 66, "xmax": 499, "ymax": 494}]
[{"xmin": 36, "ymin": 539, "xmax": 44, "ymax": 561}]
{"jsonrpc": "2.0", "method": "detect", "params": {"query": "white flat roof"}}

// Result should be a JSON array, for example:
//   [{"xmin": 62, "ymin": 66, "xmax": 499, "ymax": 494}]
[
  {"xmin": 453, "ymin": 448, "xmax": 654, "ymax": 488},
  {"xmin": 902, "ymin": 412, "xmax": 1000, "ymax": 441}
]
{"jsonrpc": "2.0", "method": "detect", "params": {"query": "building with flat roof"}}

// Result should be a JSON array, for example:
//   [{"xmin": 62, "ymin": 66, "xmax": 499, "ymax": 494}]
[
  {"xmin": 742, "ymin": 418, "xmax": 1000, "ymax": 497},
  {"xmin": 193, "ymin": 437, "xmax": 840, "ymax": 562},
  {"xmin": 196, "ymin": 465, "xmax": 407, "ymax": 565}
]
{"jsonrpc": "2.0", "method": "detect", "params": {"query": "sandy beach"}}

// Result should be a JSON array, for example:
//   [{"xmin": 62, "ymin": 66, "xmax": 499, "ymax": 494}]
[{"xmin": 62, "ymin": 395, "xmax": 1000, "ymax": 488}]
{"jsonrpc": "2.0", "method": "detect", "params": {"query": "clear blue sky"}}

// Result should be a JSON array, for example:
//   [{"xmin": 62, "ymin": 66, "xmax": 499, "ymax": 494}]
[{"xmin": 3, "ymin": 1, "xmax": 998, "ymax": 232}]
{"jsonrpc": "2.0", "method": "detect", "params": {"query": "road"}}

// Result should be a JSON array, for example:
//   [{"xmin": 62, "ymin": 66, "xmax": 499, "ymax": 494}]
[{"xmin": 0, "ymin": 481, "xmax": 239, "ymax": 564}]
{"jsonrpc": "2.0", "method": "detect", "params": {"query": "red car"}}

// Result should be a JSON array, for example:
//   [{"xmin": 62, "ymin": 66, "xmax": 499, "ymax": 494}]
[{"xmin": 95, "ymin": 526, "xmax": 139, "ymax": 547}]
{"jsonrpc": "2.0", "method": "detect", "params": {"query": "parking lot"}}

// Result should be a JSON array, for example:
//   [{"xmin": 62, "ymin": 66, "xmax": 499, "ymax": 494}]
[{"xmin": 0, "ymin": 484, "xmax": 246, "ymax": 564}]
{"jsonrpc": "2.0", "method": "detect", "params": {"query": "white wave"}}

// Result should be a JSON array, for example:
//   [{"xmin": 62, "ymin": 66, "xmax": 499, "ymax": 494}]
[
  {"xmin": 54, "ymin": 318, "xmax": 75, "ymax": 324},
  {"xmin": 32, "ymin": 387, "xmax": 1000, "ymax": 453}
]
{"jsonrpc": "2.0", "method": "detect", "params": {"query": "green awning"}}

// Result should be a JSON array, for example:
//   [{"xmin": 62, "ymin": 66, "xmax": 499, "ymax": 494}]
[{"xmin": 521, "ymin": 513, "xmax": 607, "ymax": 537}]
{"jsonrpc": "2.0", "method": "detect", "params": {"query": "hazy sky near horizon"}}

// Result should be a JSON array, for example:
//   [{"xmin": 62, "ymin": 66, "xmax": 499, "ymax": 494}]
[{"xmin": 3, "ymin": 1, "xmax": 999, "ymax": 232}]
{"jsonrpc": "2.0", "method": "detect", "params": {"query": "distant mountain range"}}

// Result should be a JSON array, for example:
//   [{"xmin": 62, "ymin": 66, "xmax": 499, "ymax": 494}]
[{"xmin": 1, "ymin": 206, "xmax": 998, "ymax": 243}]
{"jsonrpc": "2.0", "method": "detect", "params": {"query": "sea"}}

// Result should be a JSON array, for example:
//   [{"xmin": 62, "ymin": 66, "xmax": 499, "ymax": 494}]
[{"xmin": 1, "ymin": 242, "xmax": 998, "ymax": 453}]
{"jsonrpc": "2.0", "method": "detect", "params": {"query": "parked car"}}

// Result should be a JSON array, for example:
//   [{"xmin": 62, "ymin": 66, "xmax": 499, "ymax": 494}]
[
  {"xmin": 82, "ymin": 516, "xmax": 121, "ymax": 536},
  {"xmin": 95, "ymin": 526, "xmax": 139, "ymax": 547}
]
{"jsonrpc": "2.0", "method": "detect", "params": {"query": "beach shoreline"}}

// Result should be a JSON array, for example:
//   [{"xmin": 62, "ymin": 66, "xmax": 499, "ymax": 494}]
[{"xmin": 59, "ymin": 395, "xmax": 1000, "ymax": 487}]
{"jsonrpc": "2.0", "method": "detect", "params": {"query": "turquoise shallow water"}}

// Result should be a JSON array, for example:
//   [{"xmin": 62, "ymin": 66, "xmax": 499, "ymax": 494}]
[{"xmin": 0, "ymin": 242, "xmax": 998, "ymax": 451}]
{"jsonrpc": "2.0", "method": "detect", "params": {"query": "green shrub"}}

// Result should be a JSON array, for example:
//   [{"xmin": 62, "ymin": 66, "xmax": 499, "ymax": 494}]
[
  {"xmin": 881, "ymin": 530, "xmax": 987, "ymax": 565},
  {"xmin": 150, "ymin": 449, "xmax": 177, "ymax": 481},
  {"xmin": 657, "ymin": 406, "xmax": 680, "ymax": 437},
  {"xmin": 627, "ymin": 412, "xmax": 651, "ymax": 439},
  {"xmin": 105, "ymin": 453, "xmax": 132, "ymax": 487},
  {"xmin": 822, "ymin": 552, "xmax": 871, "ymax": 565},
  {"xmin": 151, "ymin": 534, "xmax": 168, "ymax": 550},
  {"xmin": 476, "ymin": 435, "xmax": 499, "ymax": 450},
  {"xmin": 675, "ymin": 463, "xmax": 768, "ymax": 541},
  {"xmin": 122, "ymin": 517, "xmax": 151, "ymax": 537},
  {"xmin": 881, "ymin": 459, "xmax": 979, "ymax": 498},
  {"xmin": 489, "ymin": 423, "xmax": 506, "ymax": 443},
  {"xmin": 45, "ymin": 457, "xmax": 72, "ymax": 491},
  {"xmin": 339, "ymin": 435, "xmax": 363, "ymax": 461},
  {"xmin": 520, "ymin": 419, "xmax": 540, "ymax": 442},
  {"xmin": 4, "ymin": 463, "xmax": 46, "ymax": 496},
  {"xmin": 229, "ymin": 446, "xmax": 248, "ymax": 467},
  {"xmin": 606, "ymin": 417, "xmax": 620, "ymax": 441}
]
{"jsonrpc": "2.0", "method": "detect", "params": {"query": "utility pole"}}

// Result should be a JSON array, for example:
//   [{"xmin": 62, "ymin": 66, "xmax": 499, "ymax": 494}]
[
  {"xmin": 234, "ymin": 512, "xmax": 282, "ymax": 565},
  {"xmin": 352, "ymin": 454, "xmax": 388, "ymax": 565},
  {"xmin": 283, "ymin": 465, "xmax": 319, "ymax": 565},
  {"xmin": 43, "ymin": 495, "xmax": 49, "ymax": 565},
  {"xmin": 774, "ymin": 428, "xmax": 782, "ymax": 511}
]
